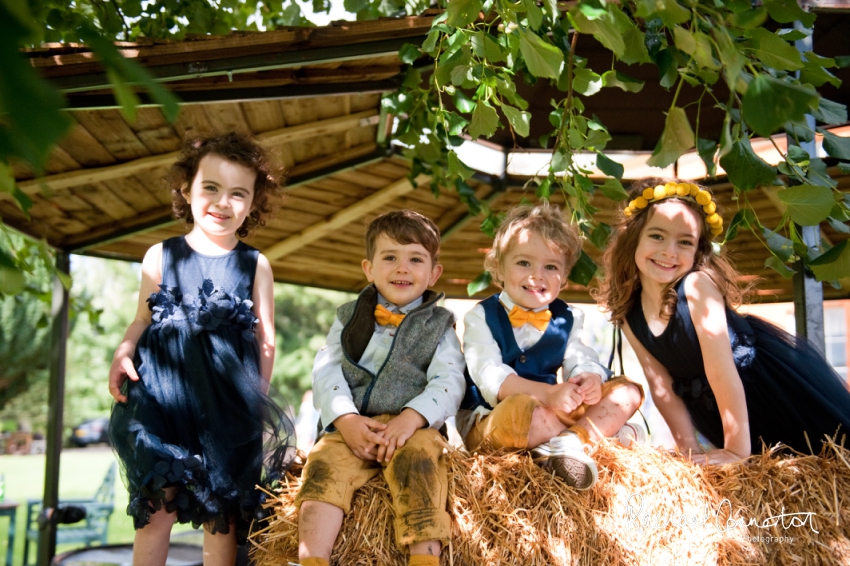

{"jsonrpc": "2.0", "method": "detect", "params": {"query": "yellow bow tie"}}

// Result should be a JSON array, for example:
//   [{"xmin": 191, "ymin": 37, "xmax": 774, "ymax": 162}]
[
  {"xmin": 375, "ymin": 304, "xmax": 406, "ymax": 327},
  {"xmin": 507, "ymin": 305, "xmax": 551, "ymax": 331}
]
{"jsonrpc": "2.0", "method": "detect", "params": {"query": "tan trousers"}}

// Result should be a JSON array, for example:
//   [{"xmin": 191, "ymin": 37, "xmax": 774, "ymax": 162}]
[
  {"xmin": 295, "ymin": 414, "xmax": 451, "ymax": 548},
  {"xmin": 465, "ymin": 375, "xmax": 644, "ymax": 451}
]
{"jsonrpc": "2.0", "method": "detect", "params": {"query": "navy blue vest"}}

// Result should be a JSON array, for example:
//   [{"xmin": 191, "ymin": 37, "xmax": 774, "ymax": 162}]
[{"xmin": 460, "ymin": 295, "xmax": 574, "ymax": 410}]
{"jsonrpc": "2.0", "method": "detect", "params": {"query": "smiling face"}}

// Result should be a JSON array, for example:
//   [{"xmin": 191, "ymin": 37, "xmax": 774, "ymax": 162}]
[
  {"xmin": 184, "ymin": 154, "xmax": 257, "ymax": 245},
  {"xmin": 497, "ymin": 229, "xmax": 566, "ymax": 310},
  {"xmin": 362, "ymin": 233, "xmax": 443, "ymax": 306},
  {"xmin": 634, "ymin": 200, "xmax": 702, "ymax": 292}
]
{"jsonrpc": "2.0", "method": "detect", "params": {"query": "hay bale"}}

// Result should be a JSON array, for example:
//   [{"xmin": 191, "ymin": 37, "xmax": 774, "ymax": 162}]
[{"xmin": 249, "ymin": 438, "xmax": 850, "ymax": 565}]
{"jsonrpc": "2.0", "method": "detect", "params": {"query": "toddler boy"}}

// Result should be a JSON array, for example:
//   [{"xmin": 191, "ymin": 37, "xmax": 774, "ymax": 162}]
[
  {"xmin": 296, "ymin": 210, "xmax": 465, "ymax": 566},
  {"xmin": 461, "ymin": 202, "xmax": 645, "ymax": 489}
]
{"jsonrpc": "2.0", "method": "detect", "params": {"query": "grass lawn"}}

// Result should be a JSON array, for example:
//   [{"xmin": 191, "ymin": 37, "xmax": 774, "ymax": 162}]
[{"xmin": 0, "ymin": 446, "xmax": 197, "ymax": 566}]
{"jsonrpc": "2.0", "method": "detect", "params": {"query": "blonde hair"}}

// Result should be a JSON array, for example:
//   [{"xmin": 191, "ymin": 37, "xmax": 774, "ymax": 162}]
[{"xmin": 484, "ymin": 202, "xmax": 581, "ymax": 288}]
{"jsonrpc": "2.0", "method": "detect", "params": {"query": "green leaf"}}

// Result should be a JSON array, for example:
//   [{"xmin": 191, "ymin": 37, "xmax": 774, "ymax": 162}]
[
  {"xmin": 821, "ymin": 130, "xmax": 850, "ymax": 160},
  {"xmin": 589, "ymin": 223, "xmax": 611, "ymax": 249},
  {"xmin": 742, "ymin": 74, "xmax": 819, "ymax": 137},
  {"xmin": 601, "ymin": 70, "xmax": 644, "ymax": 93},
  {"xmin": 611, "ymin": 9, "xmax": 649, "ymax": 64},
  {"xmin": 810, "ymin": 241, "xmax": 850, "ymax": 281},
  {"xmin": 745, "ymin": 28, "xmax": 803, "ymax": 71},
  {"xmin": 800, "ymin": 61, "xmax": 841, "ymax": 88},
  {"xmin": 106, "ymin": 69, "xmax": 140, "ymax": 123},
  {"xmin": 762, "ymin": 226, "xmax": 795, "ymax": 261},
  {"xmin": 730, "ymin": 6, "xmax": 768, "ymax": 29},
  {"xmin": 469, "ymin": 102, "xmax": 500, "ymax": 139},
  {"xmin": 573, "ymin": 67, "xmax": 603, "ymax": 96},
  {"xmin": 570, "ymin": 9, "xmax": 625, "ymax": 58},
  {"xmin": 399, "ymin": 43, "xmax": 421, "ymax": 64},
  {"xmin": 647, "ymin": 106, "xmax": 694, "ymax": 168},
  {"xmin": 568, "ymin": 250, "xmax": 597, "ymax": 286},
  {"xmin": 697, "ymin": 137, "xmax": 718, "ymax": 177},
  {"xmin": 422, "ymin": 29, "xmax": 440, "ymax": 53},
  {"xmin": 599, "ymin": 177, "xmax": 628, "ymax": 200},
  {"xmin": 502, "ymin": 105, "xmax": 531, "ymax": 137},
  {"xmin": 813, "ymin": 99, "xmax": 848, "ymax": 125},
  {"xmin": 76, "ymin": 26, "xmax": 181, "ymax": 123},
  {"xmin": 596, "ymin": 153, "xmax": 624, "ymax": 179},
  {"xmin": 719, "ymin": 139, "xmax": 776, "ymax": 191},
  {"xmin": 784, "ymin": 120, "xmax": 815, "ymax": 143},
  {"xmin": 634, "ymin": 0, "xmax": 688, "ymax": 27},
  {"xmin": 724, "ymin": 208, "xmax": 756, "ymax": 242},
  {"xmin": 765, "ymin": 256, "xmax": 797, "ymax": 278},
  {"xmin": 0, "ymin": 264, "xmax": 25, "ymax": 295},
  {"xmin": 828, "ymin": 217, "xmax": 850, "ymax": 234},
  {"xmin": 453, "ymin": 90, "xmax": 477, "ymax": 114},
  {"xmin": 444, "ymin": 111, "xmax": 469, "ymax": 136},
  {"xmin": 446, "ymin": 0, "xmax": 482, "ymax": 27},
  {"xmin": 765, "ymin": 0, "xmax": 815, "ymax": 27},
  {"xmin": 777, "ymin": 185, "xmax": 835, "ymax": 226},
  {"xmin": 519, "ymin": 28, "xmax": 564, "ymax": 80},
  {"xmin": 448, "ymin": 151, "xmax": 475, "ymax": 180},
  {"xmin": 467, "ymin": 271, "xmax": 493, "ymax": 295},
  {"xmin": 536, "ymin": 177, "xmax": 551, "ymax": 199},
  {"xmin": 522, "ymin": 0, "xmax": 543, "ymax": 29}
]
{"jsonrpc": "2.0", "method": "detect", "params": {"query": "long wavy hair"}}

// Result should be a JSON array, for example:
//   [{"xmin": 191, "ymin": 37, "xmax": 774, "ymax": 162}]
[{"xmin": 593, "ymin": 177, "xmax": 748, "ymax": 327}]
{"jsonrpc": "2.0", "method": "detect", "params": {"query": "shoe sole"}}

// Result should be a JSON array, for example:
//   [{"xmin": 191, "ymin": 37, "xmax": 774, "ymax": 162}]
[{"xmin": 551, "ymin": 455, "xmax": 596, "ymax": 490}]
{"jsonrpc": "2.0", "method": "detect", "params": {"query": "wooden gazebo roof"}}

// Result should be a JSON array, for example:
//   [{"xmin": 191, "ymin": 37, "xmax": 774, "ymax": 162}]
[{"xmin": 6, "ymin": 12, "xmax": 850, "ymax": 302}]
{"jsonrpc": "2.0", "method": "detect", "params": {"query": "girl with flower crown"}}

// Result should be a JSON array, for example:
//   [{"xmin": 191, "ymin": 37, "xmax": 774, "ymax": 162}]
[
  {"xmin": 595, "ymin": 177, "xmax": 850, "ymax": 465},
  {"xmin": 107, "ymin": 133, "xmax": 294, "ymax": 565}
]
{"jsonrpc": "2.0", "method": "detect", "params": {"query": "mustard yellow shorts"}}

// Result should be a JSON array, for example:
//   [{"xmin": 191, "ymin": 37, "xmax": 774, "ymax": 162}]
[
  {"xmin": 465, "ymin": 375, "xmax": 644, "ymax": 451},
  {"xmin": 295, "ymin": 414, "xmax": 451, "ymax": 548}
]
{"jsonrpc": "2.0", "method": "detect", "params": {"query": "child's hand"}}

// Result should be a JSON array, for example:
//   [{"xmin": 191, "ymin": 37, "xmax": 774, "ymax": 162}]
[
  {"xmin": 544, "ymin": 382, "xmax": 585, "ymax": 414},
  {"xmin": 333, "ymin": 414, "xmax": 389, "ymax": 461},
  {"xmin": 108, "ymin": 353, "xmax": 139, "ymax": 403},
  {"xmin": 376, "ymin": 409, "xmax": 427, "ymax": 463},
  {"xmin": 567, "ymin": 372, "xmax": 603, "ymax": 405}
]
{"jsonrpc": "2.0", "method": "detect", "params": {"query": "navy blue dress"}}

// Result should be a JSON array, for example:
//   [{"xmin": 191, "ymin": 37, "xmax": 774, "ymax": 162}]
[
  {"xmin": 109, "ymin": 236, "xmax": 294, "ymax": 543},
  {"xmin": 626, "ymin": 277, "xmax": 850, "ymax": 454}
]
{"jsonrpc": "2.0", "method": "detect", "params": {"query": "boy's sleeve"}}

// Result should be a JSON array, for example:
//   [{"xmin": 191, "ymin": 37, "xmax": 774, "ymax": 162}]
[
  {"xmin": 463, "ymin": 304, "xmax": 516, "ymax": 408},
  {"xmin": 312, "ymin": 315, "xmax": 359, "ymax": 429},
  {"xmin": 563, "ymin": 307, "xmax": 611, "ymax": 380},
  {"xmin": 403, "ymin": 325, "xmax": 466, "ymax": 429}
]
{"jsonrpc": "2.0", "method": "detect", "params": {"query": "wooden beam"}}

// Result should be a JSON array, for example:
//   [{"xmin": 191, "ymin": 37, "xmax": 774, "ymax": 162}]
[
  {"xmin": 14, "ymin": 110, "xmax": 378, "ymax": 195},
  {"xmin": 264, "ymin": 173, "xmax": 430, "ymax": 261}
]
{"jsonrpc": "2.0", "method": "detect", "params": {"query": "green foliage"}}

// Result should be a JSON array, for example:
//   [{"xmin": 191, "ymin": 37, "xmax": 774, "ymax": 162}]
[
  {"xmin": 391, "ymin": 0, "xmax": 850, "ymax": 287},
  {"xmin": 271, "ymin": 283, "xmax": 354, "ymax": 407}
]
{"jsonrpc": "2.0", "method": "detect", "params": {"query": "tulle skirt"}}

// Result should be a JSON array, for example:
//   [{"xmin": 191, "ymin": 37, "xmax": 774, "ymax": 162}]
[
  {"xmin": 109, "ymin": 321, "xmax": 295, "ymax": 543},
  {"xmin": 686, "ymin": 316, "xmax": 850, "ymax": 454}
]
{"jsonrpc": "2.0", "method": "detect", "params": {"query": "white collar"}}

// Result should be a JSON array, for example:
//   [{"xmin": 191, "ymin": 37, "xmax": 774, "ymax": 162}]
[
  {"xmin": 498, "ymin": 290, "xmax": 550, "ymax": 313},
  {"xmin": 376, "ymin": 292, "xmax": 423, "ymax": 314}
]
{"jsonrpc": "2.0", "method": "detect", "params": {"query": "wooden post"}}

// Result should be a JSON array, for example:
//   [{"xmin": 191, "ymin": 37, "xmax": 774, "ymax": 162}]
[
  {"xmin": 791, "ymin": 20, "xmax": 825, "ymax": 353},
  {"xmin": 38, "ymin": 251, "xmax": 70, "ymax": 566}
]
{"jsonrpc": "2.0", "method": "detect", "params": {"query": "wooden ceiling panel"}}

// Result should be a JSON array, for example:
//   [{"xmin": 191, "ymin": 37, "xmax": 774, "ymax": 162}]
[
  {"xmin": 351, "ymin": 93, "xmax": 382, "ymax": 113},
  {"xmin": 203, "ymin": 103, "xmax": 251, "ymax": 135},
  {"xmin": 170, "ymin": 105, "xmax": 215, "ymax": 140},
  {"xmin": 72, "ymin": 110, "xmax": 152, "ymax": 161},
  {"xmin": 243, "ymin": 100, "xmax": 287, "ymax": 132},
  {"xmin": 105, "ymin": 177, "xmax": 163, "ymax": 212},
  {"xmin": 129, "ymin": 108, "xmax": 183, "ymax": 154},
  {"xmin": 280, "ymin": 99, "xmax": 320, "ymax": 126},
  {"xmin": 58, "ymin": 121, "xmax": 118, "ymax": 168}
]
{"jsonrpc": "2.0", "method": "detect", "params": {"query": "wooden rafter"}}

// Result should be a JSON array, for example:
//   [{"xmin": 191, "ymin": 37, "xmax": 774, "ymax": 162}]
[
  {"xmin": 13, "ymin": 110, "xmax": 379, "ymax": 196},
  {"xmin": 264, "ymin": 173, "xmax": 430, "ymax": 261}
]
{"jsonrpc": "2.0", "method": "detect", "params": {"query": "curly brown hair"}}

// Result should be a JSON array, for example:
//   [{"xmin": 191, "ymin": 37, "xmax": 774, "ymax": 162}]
[
  {"xmin": 593, "ymin": 177, "xmax": 748, "ymax": 327},
  {"xmin": 168, "ymin": 132, "xmax": 284, "ymax": 238},
  {"xmin": 484, "ymin": 201, "xmax": 582, "ymax": 288}
]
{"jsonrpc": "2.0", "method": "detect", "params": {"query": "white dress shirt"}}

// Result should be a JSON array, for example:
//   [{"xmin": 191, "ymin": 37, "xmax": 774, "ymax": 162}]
[
  {"xmin": 463, "ymin": 291, "xmax": 609, "ymax": 410},
  {"xmin": 312, "ymin": 293, "xmax": 466, "ymax": 430}
]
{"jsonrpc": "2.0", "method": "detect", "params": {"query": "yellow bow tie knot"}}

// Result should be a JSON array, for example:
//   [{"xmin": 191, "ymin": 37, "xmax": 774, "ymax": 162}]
[
  {"xmin": 508, "ymin": 305, "xmax": 551, "ymax": 331},
  {"xmin": 375, "ymin": 304, "xmax": 406, "ymax": 327}
]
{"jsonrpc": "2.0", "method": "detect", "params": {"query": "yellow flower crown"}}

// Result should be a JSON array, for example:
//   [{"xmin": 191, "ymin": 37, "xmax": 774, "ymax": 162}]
[{"xmin": 623, "ymin": 182, "xmax": 724, "ymax": 237}]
